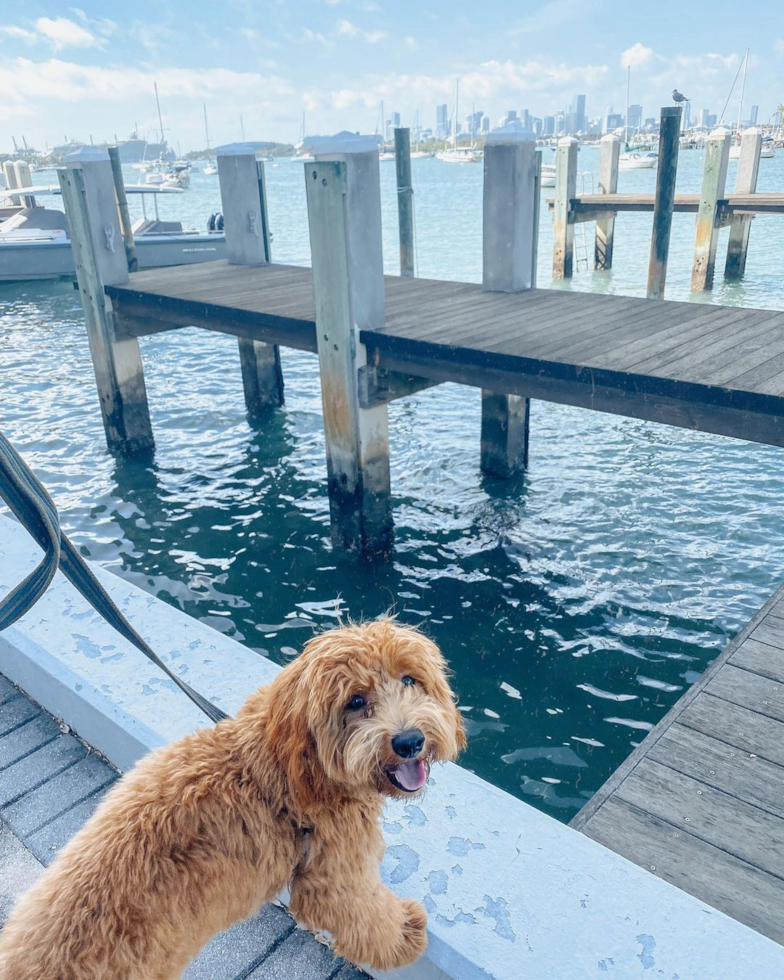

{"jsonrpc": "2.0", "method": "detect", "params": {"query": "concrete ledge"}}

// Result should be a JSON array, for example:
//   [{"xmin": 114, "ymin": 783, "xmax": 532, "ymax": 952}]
[{"xmin": 1, "ymin": 513, "xmax": 782, "ymax": 978}]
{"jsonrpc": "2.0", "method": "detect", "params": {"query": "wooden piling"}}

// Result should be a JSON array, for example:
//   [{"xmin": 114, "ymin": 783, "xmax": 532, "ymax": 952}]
[
  {"xmin": 552, "ymin": 136, "xmax": 578, "ymax": 279},
  {"xmin": 595, "ymin": 134, "xmax": 620, "ymax": 270},
  {"xmin": 647, "ymin": 106, "xmax": 682, "ymax": 299},
  {"xmin": 725, "ymin": 127, "xmax": 762, "ymax": 280},
  {"xmin": 305, "ymin": 136, "xmax": 392, "ymax": 557},
  {"xmin": 2, "ymin": 161, "xmax": 20, "ymax": 207},
  {"xmin": 59, "ymin": 149, "xmax": 153, "ymax": 456},
  {"xmin": 480, "ymin": 125, "xmax": 537, "ymax": 477},
  {"xmin": 394, "ymin": 128, "xmax": 415, "ymax": 277},
  {"xmin": 691, "ymin": 126, "xmax": 731, "ymax": 292},
  {"xmin": 108, "ymin": 146, "xmax": 138, "ymax": 274},
  {"xmin": 216, "ymin": 143, "xmax": 284, "ymax": 413}
]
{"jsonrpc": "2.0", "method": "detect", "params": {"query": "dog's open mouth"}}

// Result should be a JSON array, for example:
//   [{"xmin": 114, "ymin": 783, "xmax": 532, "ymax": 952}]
[{"xmin": 384, "ymin": 759, "xmax": 430, "ymax": 793}]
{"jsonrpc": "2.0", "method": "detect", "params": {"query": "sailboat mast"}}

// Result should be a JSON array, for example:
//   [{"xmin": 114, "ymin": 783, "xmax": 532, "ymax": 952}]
[
  {"xmin": 240, "ymin": 115, "xmax": 246, "ymax": 141},
  {"xmin": 154, "ymin": 82, "xmax": 165, "ymax": 146},
  {"xmin": 737, "ymin": 48, "xmax": 749, "ymax": 133},
  {"xmin": 454, "ymin": 79, "xmax": 459, "ymax": 146},
  {"xmin": 625, "ymin": 65, "xmax": 630, "ymax": 146},
  {"xmin": 203, "ymin": 103, "xmax": 210, "ymax": 150}
]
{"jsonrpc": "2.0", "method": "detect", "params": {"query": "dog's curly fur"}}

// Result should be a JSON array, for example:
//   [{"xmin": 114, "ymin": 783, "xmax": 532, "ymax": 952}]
[{"xmin": 0, "ymin": 620, "xmax": 465, "ymax": 979}]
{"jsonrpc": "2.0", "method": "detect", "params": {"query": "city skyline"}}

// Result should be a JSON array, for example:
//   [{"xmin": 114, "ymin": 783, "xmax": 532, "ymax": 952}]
[{"xmin": 0, "ymin": 1, "xmax": 781, "ymax": 152}]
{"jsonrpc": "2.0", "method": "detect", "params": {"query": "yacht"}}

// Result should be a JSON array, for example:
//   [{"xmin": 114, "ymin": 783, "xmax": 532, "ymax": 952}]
[{"xmin": 0, "ymin": 184, "xmax": 225, "ymax": 281}]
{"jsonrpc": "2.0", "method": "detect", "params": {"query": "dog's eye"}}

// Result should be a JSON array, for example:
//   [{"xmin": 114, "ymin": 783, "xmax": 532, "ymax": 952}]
[
  {"xmin": 346, "ymin": 694, "xmax": 366, "ymax": 711},
  {"xmin": 401, "ymin": 675, "xmax": 416, "ymax": 687}
]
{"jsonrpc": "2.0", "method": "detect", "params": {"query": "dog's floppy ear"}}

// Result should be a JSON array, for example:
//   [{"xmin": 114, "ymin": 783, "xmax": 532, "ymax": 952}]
[{"xmin": 262, "ymin": 657, "xmax": 330, "ymax": 809}]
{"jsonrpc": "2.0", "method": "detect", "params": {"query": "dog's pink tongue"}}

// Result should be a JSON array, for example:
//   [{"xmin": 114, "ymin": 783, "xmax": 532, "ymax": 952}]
[{"xmin": 393, "ymin": 759, "xmax": 427, "ymax": 791}]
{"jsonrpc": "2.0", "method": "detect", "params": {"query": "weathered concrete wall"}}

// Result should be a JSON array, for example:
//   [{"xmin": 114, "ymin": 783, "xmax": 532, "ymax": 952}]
[{"xmin": 1, "ymin": 513, "xmax": 782, "ymax": 978}]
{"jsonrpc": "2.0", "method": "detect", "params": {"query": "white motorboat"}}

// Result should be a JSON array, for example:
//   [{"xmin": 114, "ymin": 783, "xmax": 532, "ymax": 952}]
[
  {"xmin": 619, "ymin": 151, "xmax": 657, "ymax": 170},
  {"xmin": 410, "ymin": 150, "xmax": 433, "ymax": 159},
  {"xmin": 540, "ymin": 164, "xmax": 556, "ymax": 187},
  {"xmin": 437, "ymin": 147, "xmax": 478, "ymax": 163},
  {"xmin": 0, "ymin": 184, "xmax": 225, "ymax": 282},
  {"xmin": 204, "ymin": 161, "xmax": 219, "ymax": 175}
]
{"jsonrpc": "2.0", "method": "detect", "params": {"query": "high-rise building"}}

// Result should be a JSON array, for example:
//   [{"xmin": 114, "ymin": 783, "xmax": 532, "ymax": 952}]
[
  {"xmin": 699, "ymin": 108, "xmax": 710, "ymax": 129},
  {"xmin": 627, "ymin": 104, "xmax": 643, "ymax": 134},
  {"xmin": 543, "ymin": 116, "xmax": 555, "ymax": 136},
  {"xmin": 504, "ymin": 109, "xmax": 518, "ymax": 126},
  {"xmin": 481, "ymin": 115, "xmax": 490, "ymax": 133},
  {"xmin": 605, "ymin": 112, "xmax": 624, "ymax": 134},
  {"xmin": 749, "ymin": 105, "xmax": 759, "ymax": 126},
  {"xmin": 520, "ymin": 109, "xmax": 532, "ymax": 131},
  {"xmin": 436, "ymin": 104, "xmax": 448, "ymax": 140},
  {"xmin": 555, "ymin": 110, "xmax": 566, "ymax": 135},
  {"xmin": 572, "ymin": 94, "xmax": 586, "ymax": 134},
  {"xmin": 466, "ymin": 110, "xmax": 483, "ymax": 137}
]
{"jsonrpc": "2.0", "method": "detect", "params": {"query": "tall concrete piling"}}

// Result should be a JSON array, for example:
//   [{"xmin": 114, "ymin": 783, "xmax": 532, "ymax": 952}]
[
  {"xmin": 304, "ymin": 134, "xmax": 393, "ymax": 557},
  {"xmin": 725, "ymin": 127, "xmax": 762, "ymax": 280},
  {"xmin": 58, "ymin": 147, "xmax": 154, "ymax": 456},
  {"xmin": 480, "ymin": 122, "xmax": 537, "ymax": 478},
  {"xmin": 691, "ymin": 126, "xmax": 731, "ymax": 292}
]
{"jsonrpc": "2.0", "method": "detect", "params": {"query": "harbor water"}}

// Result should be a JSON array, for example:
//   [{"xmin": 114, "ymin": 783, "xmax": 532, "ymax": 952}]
[{"xmin": 2, "ymin": 146, "xmax": 784, "ymax": 821}]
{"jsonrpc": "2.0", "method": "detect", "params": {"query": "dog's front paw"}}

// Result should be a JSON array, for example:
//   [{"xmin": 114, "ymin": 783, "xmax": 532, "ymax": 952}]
[{"xmin": 400, "ymin": 898, "xmax": 429, "ymax": 961}]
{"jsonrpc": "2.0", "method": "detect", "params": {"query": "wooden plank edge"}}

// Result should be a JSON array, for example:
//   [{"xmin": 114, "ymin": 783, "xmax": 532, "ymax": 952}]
[{"xmin": 569, "ymin": 580, "xmax": 784, "ymax": 831}]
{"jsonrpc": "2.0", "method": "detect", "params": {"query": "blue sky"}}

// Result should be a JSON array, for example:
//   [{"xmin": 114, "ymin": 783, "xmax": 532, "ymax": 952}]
[{"xmin": 1, "ymin": 1, "xmax": 781, "ymax": 151}]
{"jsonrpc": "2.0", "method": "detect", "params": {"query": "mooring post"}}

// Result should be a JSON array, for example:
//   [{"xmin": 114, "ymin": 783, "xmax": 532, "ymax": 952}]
[
  {"xmin": 552, "ymin": 136, "xmax": 578, "ymax": 279},
  {"xmin": 59, "ymin": 147, "xmax": 153, "ymax": 455},
  {"xmin": 647, "ymin": 106, "xmax": 682, "ymax": 299},
  {"xmin": 304, "ymin": 134, "xmax": 392, "ymax": 557},
  {"xmin": 480, "ymin": 122, "xmax": 537, "ymax": 478},
  {"xmin": 691, "ymin": 126, "xmax": 731, "ymax": 292},
  {"xmin": 595, "ymin": 133, "xmax": 620, "ymax": 270},
  {"xmin": 107, "ymin": 146, "xmax": 138, "ymax": 273},
  {"xmin": 725, "ymin": 127, "xmax": 762, "ymax": 280},
  {"xmin": 2, "ymin": 161, "xmax": 20, "ymax": 206},
  {"xmin": 216, "ymin": 143, "xmax": 283, "ymax": 414},
  {"xmin": 394, "ymin": 128, "xmax": 415, "ymax": 277},
  {"xmin": 13, "ymin": 161, "xmax": 36, "ymax": 208}
]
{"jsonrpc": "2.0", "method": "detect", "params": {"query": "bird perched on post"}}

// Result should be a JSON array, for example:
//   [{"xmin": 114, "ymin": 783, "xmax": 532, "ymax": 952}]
[{"xmin": 672, "ymin": 89, "xmax": 689, "ymax": 104}]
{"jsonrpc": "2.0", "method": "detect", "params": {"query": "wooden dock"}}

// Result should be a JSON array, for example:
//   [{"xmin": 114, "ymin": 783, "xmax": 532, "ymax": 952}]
[
  {"xmin": 60, "ymin": 128, "xmax": 784, "ymax": 559},
  {"xmin": 572, "ymin": 582, "xmax": 784, "ymax": 945},
  {"xmin": 109, "ymin": 258, "xmax": 784, "ymax": 451},
  {"xmin": 550, "ymin": 117, "xmax": 784, "ymax": 294}
]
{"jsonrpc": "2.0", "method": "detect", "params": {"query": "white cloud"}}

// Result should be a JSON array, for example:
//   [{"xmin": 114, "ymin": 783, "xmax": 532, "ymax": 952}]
[
  {"xmin": 337, "ymin": 20, "xmax": 387, "ymax": 43},
  {"xmin": 621, "ymin": 43, "xmax": 655, "ymax": 70},
  {"xmin": 34, "ymin": 16, "xmax": 102, "ymax": 51},
  {"xmin": 405, "ymin": 36, "xmax": 417, "ymax": 49},
  {"xmin": 300, "ymin": 27, "xmax": 328, "ymax": 44},
  {"xmin": 0, "ymin": 26, "xmax": 37, "ymax": 43}
]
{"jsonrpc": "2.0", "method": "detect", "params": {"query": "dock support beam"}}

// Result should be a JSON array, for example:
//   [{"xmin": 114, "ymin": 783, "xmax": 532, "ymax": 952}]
[
  {"xmin": 725, "ymin": 127, "xmax": 762, "ymax": 280},
  {"xmin": 552, "ymin": 136, "xmax": 578, "ymax": 279},
  {"xmin": 305, "ymin": 136, "xmax": 392, "ymax": 557},
  {"xmin": 647, "ymin": 106, "xmax": 682, "ymax": 299},
  {"xmin": 59, "ymin": 148, "xmax": 153, "ymax": 455},
  {"xmin": 691, "ymin": 126, "xmax": 731, "ymax": 292},
  {"xmin": 595, "ymin": 134, "xmax": 620, "ymax": 270},
  {"xmin": 480, "ymin": 123, "xmax": 537, "ymax": 478},
  {"xmin": 394, "ymin": 128, "xmax": 415, "ymax": 277},
  {"xmin": 216, "ymin": 143, "xmax": 284, "ymax": 415}
]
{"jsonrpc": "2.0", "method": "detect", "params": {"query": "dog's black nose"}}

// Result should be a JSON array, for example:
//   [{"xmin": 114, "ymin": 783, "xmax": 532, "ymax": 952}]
[{"xmin": 391, "ymin": 729, "xmax": 425, "ymax": 759}]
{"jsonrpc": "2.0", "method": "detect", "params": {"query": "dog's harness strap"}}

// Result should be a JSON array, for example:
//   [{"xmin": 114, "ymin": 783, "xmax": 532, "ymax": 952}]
[{"xmin": 0, "ymin": 430, "xmax": 229, "ymax": 724}]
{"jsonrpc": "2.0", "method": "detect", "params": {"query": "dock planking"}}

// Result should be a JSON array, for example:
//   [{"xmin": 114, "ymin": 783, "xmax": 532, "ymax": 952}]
[
  {"xmin": 571, "ymin": 583, "xmax": 784, "ymax": 945},
  {"xmin": 108, "ymin": 259, "xmax": 784, "ymax": 448},
  {"xmin": 546, "ymin": 192, "xmax": 784, "ymax": 222}
]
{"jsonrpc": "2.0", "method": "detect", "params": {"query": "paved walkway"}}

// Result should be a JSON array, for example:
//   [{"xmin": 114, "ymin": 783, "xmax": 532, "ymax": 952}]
[{"xmin": 0, "ymin": 674, "xmax": 366, "ymax": 980}]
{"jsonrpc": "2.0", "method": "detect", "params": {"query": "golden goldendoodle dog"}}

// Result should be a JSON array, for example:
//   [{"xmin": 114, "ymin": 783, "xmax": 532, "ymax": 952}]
[{"xmin": 0, "ymin": 620, "xmax": 465, "ymax": 979}]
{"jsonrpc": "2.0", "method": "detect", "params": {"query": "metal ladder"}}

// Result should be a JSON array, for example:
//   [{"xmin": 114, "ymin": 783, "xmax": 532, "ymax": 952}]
[{"xmin": 574, "ymin": 171, "xmax": 595, "ymax": 272}]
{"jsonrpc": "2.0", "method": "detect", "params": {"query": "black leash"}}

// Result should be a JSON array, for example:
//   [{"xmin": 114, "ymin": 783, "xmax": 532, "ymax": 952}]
[{"xmin": 0, "ymin": 431, "xmax": 228, "ymax": 724}]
